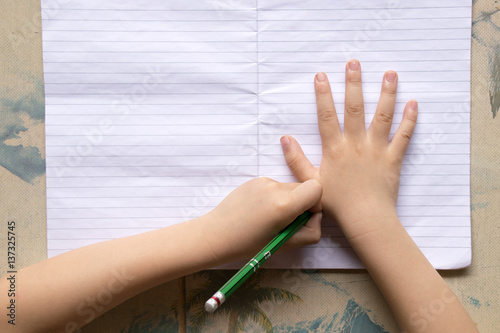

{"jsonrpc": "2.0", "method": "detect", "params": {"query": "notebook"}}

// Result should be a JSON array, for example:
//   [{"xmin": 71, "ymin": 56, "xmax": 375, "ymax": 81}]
[{"xmin": 41, "ymin": 0, "xmax": 472, "ymax": 269}]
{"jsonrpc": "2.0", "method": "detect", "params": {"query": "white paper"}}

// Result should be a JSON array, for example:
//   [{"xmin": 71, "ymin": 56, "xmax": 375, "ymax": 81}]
[{"xmin": 42, "ymin": 0, "xmax": 472, "ymax": 269}]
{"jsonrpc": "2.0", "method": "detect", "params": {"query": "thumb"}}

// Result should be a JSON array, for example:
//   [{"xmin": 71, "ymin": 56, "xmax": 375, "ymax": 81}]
[
  {"xmin": 288, "ymin": 179, "xmax": 323, "ymax": 216},
  {"xmin": 281, "ymin": 135, "xmax": 317, "ymax": 182}
]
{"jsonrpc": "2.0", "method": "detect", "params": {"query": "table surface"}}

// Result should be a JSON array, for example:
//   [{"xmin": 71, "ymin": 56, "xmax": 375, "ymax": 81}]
[{"xmin": 1, "ymin": 1, "xmax": 499, "ymax": 332}]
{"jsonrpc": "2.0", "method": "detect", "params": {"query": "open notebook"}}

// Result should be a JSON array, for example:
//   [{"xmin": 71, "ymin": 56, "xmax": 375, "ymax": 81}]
[{"xmin": 41, "ymin": 0, "xmax": 472, "ymax": 269}]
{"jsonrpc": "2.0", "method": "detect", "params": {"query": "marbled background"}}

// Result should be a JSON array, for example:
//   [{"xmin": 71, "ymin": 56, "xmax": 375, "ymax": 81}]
[{"xmin": 1, "ymin": 0, "xmax": 499, "ymax": 332}]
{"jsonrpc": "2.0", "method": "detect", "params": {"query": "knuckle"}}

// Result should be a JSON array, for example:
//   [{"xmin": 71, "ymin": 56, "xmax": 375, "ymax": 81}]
[
  {"xmin": 406, "ymin": 116, "xmax": 418, "ymax": 127},
  {"xmin": 274, "ymin": 197, "xmax": 291, "ymax": 213},
  {"xmin": 382, "ymin": 84, "xmax": 397, "ymax": 97},
  {"xmin": 260, "ymin": 176, "xmax": 275, "ymax": 182},
  {"xmin": 400, "ymin": 129, "xmax": 414, "ymax": 141},
  {"xmin": 347, "ymin": 73, "xmax": 362, "ymax": 84},
  {"xmin": 255, "ymin": 176, "xmax": 269, "ymax": 184},
  {"xmin": 255, "ymin": 177, "xmax": 274, "ymax": 188},
  {"xmin": 345, "ymin": 103, "xmax": 364, "ymax": 117},
  {"xmin": 286, "ymin": 153, "xmax": 303, "ymax": 172},
  {"xmin": 317, "ymin": 107, "xmax": 336, "ymax": 123},
  {"xmin": 376, "ymin": 110, "xmax": 394, "ymax": 125},
  {"xmin": 316, "ymin": 84, "xmax": 332, "ymax": 96},
  {"xmin": 324, "ymin": 146, "xmax": 343, "ymax": 160},
  {"xmin": 389, "ymin": 156, "xmax": 403, "ymax": 170}
]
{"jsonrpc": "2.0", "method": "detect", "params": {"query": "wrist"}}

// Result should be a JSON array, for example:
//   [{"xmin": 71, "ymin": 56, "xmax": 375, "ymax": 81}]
[
  {"xmin": 196, "ymin": 212, "xmax": 238, "ymax": 267},
  {"xmin": 327, "ymin": 202, "xmax": 400, "ymax": 242}
]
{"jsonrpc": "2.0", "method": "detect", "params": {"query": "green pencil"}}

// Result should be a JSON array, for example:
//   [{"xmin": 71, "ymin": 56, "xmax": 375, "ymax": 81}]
[{"xmin": 204, "ymin": 211, "xmax": 313, "ymax": 312}]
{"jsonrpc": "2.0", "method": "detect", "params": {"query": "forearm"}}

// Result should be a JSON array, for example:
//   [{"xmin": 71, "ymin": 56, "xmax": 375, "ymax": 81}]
[
  {"xmin": 345, "ymin": 211, "xmax": 478, "ymax": 333},
  {"xmin": 0, "ymin": 177, "xmax": 322, "ymax": 333},
  {"xmin": 1, "ymin": 216, "xmax": 218, "ymax": 333},
  {"xmin": 282, "ymin": 64, "xmax": 477, "ymax": 331}
]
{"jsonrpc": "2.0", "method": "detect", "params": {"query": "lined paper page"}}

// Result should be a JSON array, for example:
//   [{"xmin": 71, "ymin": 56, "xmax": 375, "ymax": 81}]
[
  {"xmin": 42, "ymin": 0, "xmax": 471, "ymax": 269},
  {"xmin": 42, "ymin": 0, "xmax": 259, "ymax": 257},
  {"xmin": 258, "ymin": 0, "xmax": 471, "ymax": 268}
]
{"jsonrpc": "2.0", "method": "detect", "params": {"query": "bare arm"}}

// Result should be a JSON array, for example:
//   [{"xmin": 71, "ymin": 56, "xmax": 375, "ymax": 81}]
[
  {"xmin": 281, "ymin": 60, "xmax": 478, "ymax": 332},
  {"xmin": 0, "ymin": 178, "xmax": 322, "ymax": 332}
]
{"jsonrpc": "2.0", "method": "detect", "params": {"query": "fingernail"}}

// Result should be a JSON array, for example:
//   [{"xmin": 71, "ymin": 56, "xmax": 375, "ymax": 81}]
[
  {"xmin": 386, "ymin": 71, "xmax": 396, "ymax": 82},
  {"xmin": 316, "ymin": 72, "xmax": 327, "ymax": 82},
  {"xmin": 348, "ymin": 60, "xmax": 359, "ymax": 71},
  {"xmin": 280, "ymin": 135, "xmax": 290, "ymax": 148},
  {"xmin": 410, "ymin": 100, "xmax": 418, "ymax": 111}
]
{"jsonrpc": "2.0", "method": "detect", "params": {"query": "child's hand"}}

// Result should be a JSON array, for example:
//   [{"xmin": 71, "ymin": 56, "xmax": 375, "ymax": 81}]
[
  {"xmin": 202, "ymin": 177, "xmax": 322, "ymax": 263},
  {"xmin": 280, "ymin": 60, "xmax": 418, "ymax": 240}
]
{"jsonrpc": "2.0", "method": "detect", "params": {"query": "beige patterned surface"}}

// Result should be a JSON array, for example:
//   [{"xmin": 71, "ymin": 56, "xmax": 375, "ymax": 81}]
[
  {"xmin": 0, "ymin": 1, "xmax": 47, "ymax": 270},
  {"xmin": 1, "ymin": 1, "xmax": 499, "ymax": 332}
]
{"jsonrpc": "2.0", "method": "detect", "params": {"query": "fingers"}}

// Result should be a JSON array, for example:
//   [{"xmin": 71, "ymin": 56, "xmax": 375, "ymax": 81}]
[
  {"xmin": 344, "ymin": 59, "xmax": 366, "ymax": 139},
  {"xmin": 288, "ymin": 179, "xmax": 323, "ymax": 214},
  {"xmin": 390, "ymin": 100, "xmax": 418, "ymax": 157},
  {"xmin": 282, "ymin": 212, "xmax": 322, "ymax": 250},
  {"xmin": 281, "ymin": 135, "xmax": 317, "ymax": 182},
  {"xmin": 369, "ymin": 71, "xmax": 398, "ymax": 145},
  {"xmin": 315, "ymin": 72, "xmax": 341, "ymax": 145}
]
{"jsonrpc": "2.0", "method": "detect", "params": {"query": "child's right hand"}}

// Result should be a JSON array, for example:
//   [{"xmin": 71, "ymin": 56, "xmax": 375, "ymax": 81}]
[
  {"xmin": 280, "ymin": 60, "xmax": 418, "ymax": 240},
  {"xmin": 201, "ymin": 177, "xmax": 323, "ymax": 264}
]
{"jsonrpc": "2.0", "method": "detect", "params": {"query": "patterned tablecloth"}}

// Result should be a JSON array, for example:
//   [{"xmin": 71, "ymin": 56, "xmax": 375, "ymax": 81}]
[{"xmin": 1, "ymin": 1, "xmax": 499, "ymax": 332}]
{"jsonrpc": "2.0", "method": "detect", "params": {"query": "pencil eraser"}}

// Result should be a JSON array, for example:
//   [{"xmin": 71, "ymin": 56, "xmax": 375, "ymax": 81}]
[
  {"xmin": 205, "ymin": 291, "xmax": 225, "ymax": 312},
  {"xmin": 205, "ymin": 298, "xmax": 218, "ymax": 312}
]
